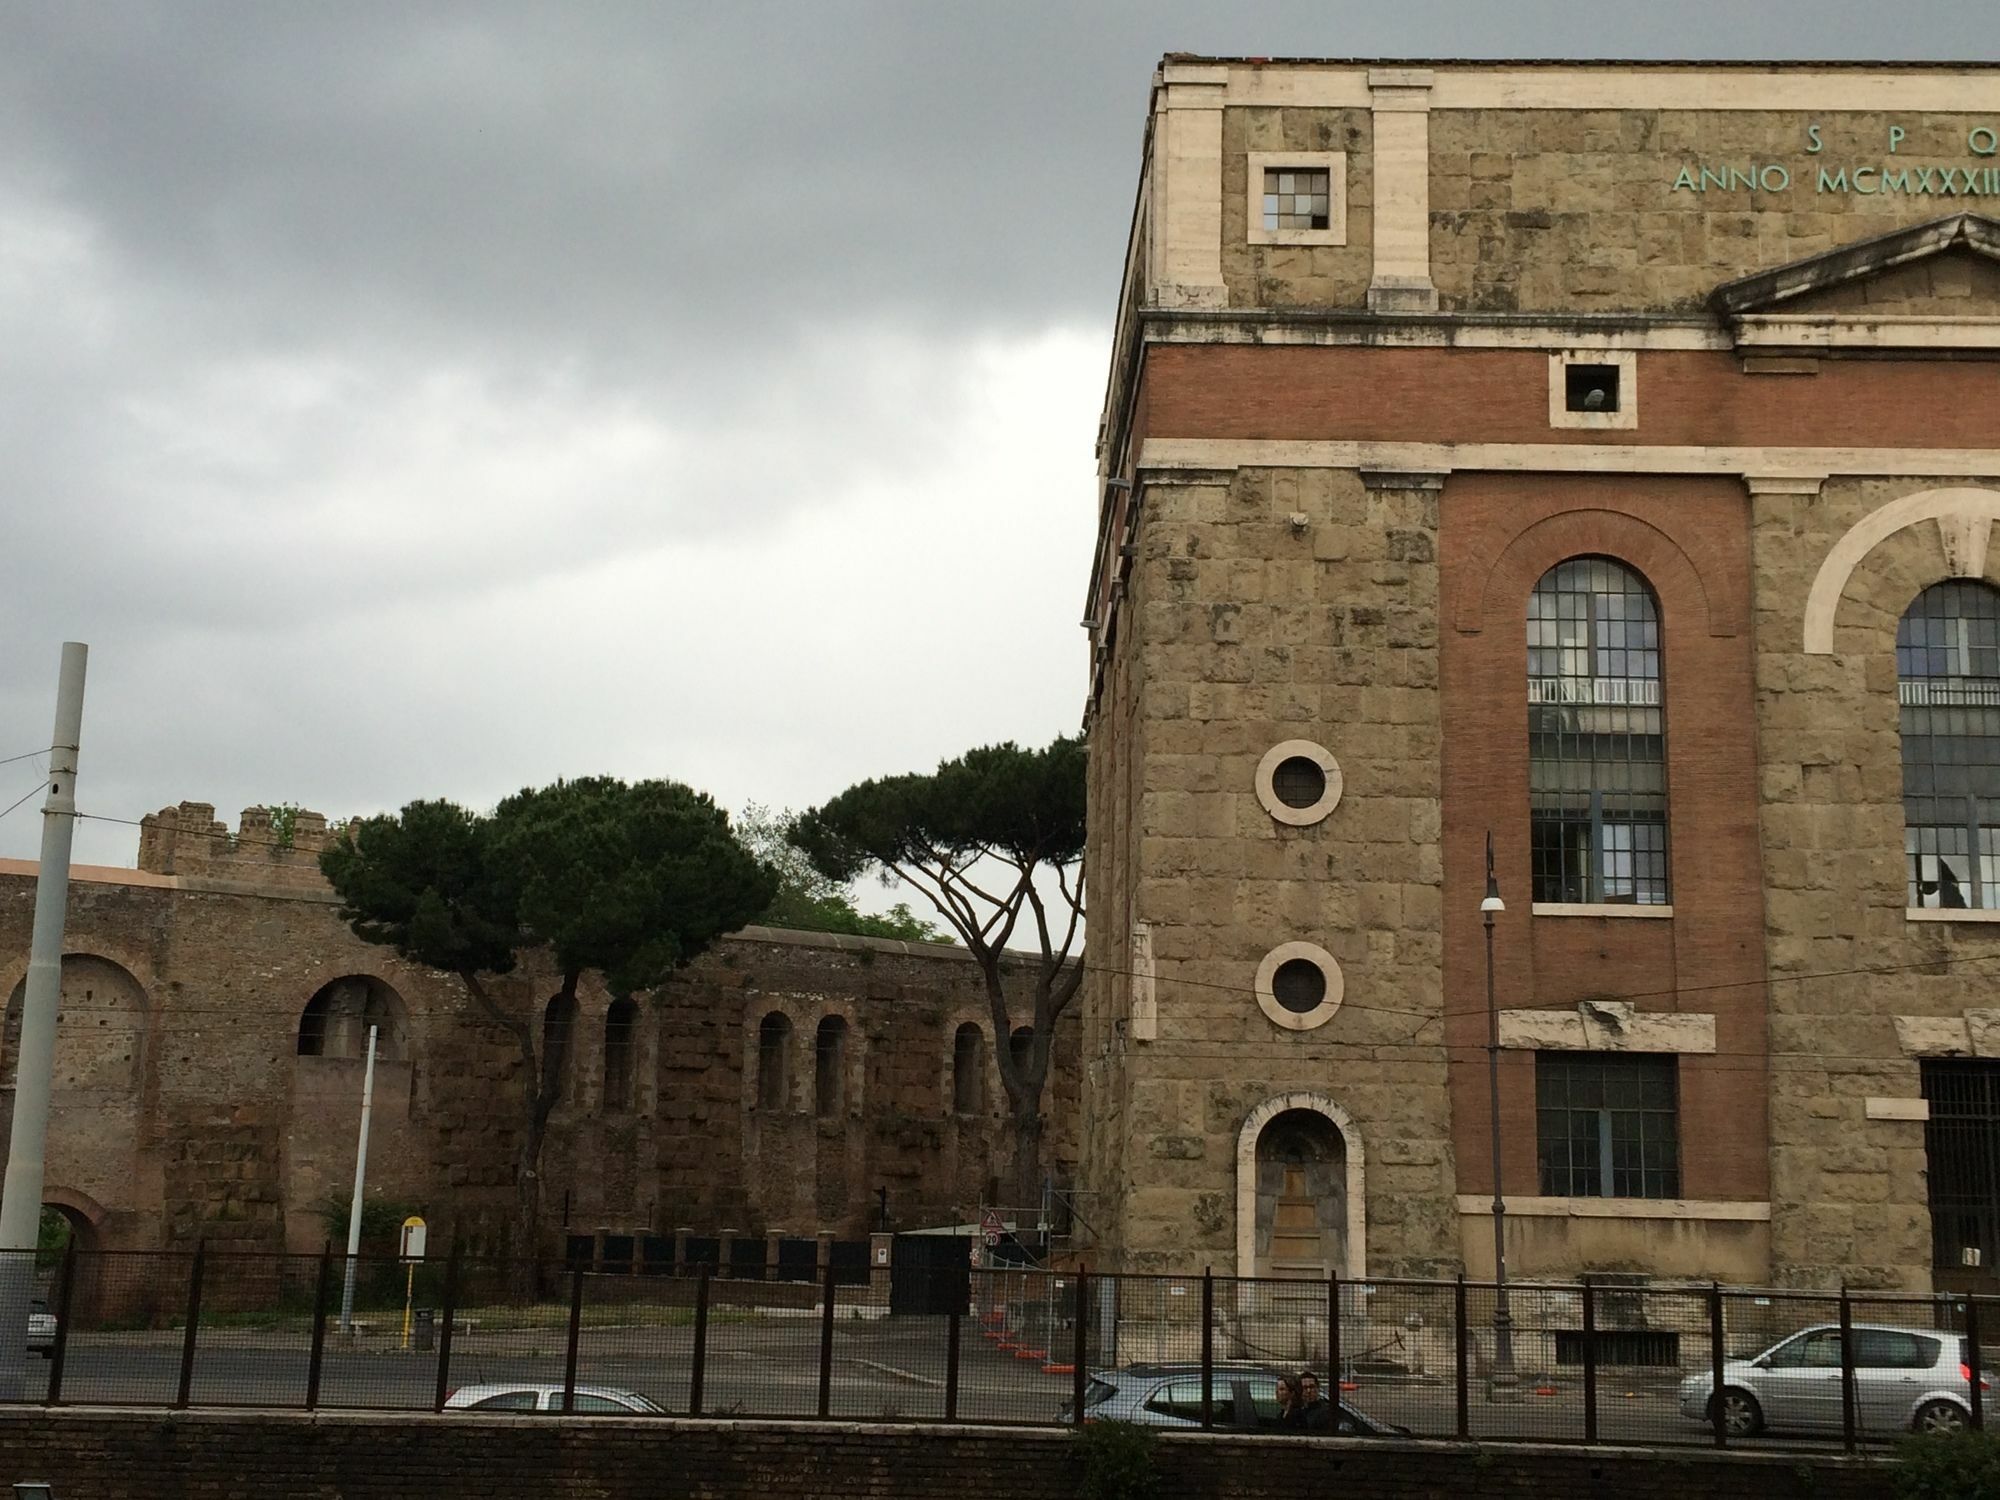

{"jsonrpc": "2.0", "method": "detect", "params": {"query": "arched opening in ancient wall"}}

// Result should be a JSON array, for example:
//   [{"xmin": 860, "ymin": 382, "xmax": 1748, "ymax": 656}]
[
  {"xmin": 952, "ymin": 1023, "xmax": 986, "ymax": 1114},
  {"xmin": 541, "ymin": 993, "xmax": 577, "ymax": 1101},
  {"xmin": 814, "ymin": 1015, "xmax": 847, "ymax": 1118},
  {"xmin": 757, "ymin": 1011, "xmax": 792, "ymax": 1111},
  {"xmin": 1235, "ymin": 1093, "xmax": 1367, "ymax": 1281},
  {"xmin": 2, "ymin": 958, "xmax": 152, "ymax": 1255},
  {"xmin": 602, "ymin": 997, "xmax": 637, "ymax": 1113},
  {"xmin": 296, "ymin": 976, "xmax": 409, "ymax": 1062}
]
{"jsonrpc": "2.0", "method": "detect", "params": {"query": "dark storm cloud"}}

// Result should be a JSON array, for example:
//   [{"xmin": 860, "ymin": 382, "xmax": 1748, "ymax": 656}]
[{"xmin": 0, "ymin": 1, "xmax": 1982, "ymax": 868}]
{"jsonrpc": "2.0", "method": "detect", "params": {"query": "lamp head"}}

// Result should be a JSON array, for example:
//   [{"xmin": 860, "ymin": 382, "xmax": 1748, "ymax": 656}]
[{"xmin": 1482, "ymin": 831, "xmax": 1505, "ymax": 914}]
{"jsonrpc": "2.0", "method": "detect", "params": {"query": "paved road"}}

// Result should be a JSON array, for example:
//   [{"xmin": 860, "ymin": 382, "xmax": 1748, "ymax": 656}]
[{"xmin": 13, "ymin": 1321, "xmax": 1906, "ymax": 1450}]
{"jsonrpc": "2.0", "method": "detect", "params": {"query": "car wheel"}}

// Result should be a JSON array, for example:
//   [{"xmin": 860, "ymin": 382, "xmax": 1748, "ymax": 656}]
[
  {"xmin": 1712, "ymin": 1388, "xmax": 1763, "ymax": 1437},
  {"xmin": 1914, "ymin": 1400, "xmax": 1968, "ymax": 1435}
]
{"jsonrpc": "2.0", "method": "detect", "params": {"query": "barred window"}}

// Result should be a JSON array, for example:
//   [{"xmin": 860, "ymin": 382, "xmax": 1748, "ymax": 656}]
[
  {"xmin": 1527, "ymin": 557, "xmax": 1669, "ymax": 904},
  {"xmin": 1899, "ymin": 582, "xmax": 2000, "ymax": 909},
  {"xmin": 1536, "ymin": 1052, "xmax": 1680, "ymax": 1199}
]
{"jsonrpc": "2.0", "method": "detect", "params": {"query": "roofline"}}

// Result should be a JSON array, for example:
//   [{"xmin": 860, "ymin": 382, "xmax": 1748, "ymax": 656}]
[{"xmin": 1160, "ymin": 54, "xmax": 2000, "ymax": 70}]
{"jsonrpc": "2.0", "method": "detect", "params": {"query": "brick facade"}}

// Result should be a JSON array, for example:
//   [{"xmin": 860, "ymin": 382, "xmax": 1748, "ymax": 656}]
[
  {"xmin": 0, "ymin": 804, "xmax": 1079, "ymax": 1257},
  {"xmin": 1081, "ymin": 57, "xmax": 2000, "ymax": 1290}
]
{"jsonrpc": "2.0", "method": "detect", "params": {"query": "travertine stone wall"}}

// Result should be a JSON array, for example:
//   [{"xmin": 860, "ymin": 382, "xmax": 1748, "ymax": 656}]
[
  {"xmin": 1752, "ymin": 476, "xmax": 2000, "ymax": 1290},
  {"xmin": 1219, "ymin": 107, "xmax": 1374, "ymax": 309},
  {"xmin": 1088, "ymin": 466, "xmax": 1458, "ymax": 1276},
  {"xmin": 1425, "ymin": 111, "xmax": 1998, "ymax": 312}
]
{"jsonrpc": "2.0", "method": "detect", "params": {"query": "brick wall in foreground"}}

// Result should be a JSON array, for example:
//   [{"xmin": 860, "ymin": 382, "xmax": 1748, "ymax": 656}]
[{"xmin": 0, "ymin": 1409, "xmax": 1893, "ymax": 1500}]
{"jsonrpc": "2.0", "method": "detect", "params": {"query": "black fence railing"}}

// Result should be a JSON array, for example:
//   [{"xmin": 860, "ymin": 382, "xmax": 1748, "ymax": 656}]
[{"xmin": 0, "ymin": 1247, "xmax": 1991, "ymax": 1450}]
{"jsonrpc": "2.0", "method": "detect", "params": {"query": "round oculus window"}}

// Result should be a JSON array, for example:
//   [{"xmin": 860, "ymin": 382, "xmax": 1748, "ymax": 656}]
[
  {"xmin": 1270, "ymin": 958, "xmax": 1327, "ymax": 1014},
  {"xmin": 1270, "ymin": 756, "xmax": 1327, "ymax": 810}
]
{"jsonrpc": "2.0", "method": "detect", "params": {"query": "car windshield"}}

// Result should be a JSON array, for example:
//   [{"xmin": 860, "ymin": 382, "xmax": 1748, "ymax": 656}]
[{"xmin": 1081, "ymin": 1378, "xmax": 1117, "ymax": 1408}]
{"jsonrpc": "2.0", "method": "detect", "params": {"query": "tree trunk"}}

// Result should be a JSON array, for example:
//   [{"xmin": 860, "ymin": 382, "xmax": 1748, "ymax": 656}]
[
  {"xmin": 1010, "ymin": 1106, "xmax": 1044, "ymax": 1212},
  {"xmin": 513, "ymin": 1097, "xmax": 549, "ymax": 1301}
]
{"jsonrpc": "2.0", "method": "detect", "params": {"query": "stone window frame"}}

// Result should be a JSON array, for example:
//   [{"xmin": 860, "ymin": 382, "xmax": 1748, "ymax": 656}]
[
  {"xmin": 1253, "ymin": 740, "xmax": 1343, "ymax": 826},
  {"xmin": 1547, "ymin": 350, "xmax": 1638, "ymax": 432},
  {"xmin": 1254, "ymin": 941, "xmax": 1344, "ymax": 1032},
  {"xmin": 1246, "ymin": 151, "xmax": 1348, "ymax": 247}
]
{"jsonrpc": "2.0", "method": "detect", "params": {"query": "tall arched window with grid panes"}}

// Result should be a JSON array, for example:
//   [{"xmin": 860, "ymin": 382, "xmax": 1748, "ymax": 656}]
[
  {"xmin": 1900, "ymin": 581, "xmax": 2000, "ymax": 909},
  {"xmin": 1527, "ymin": 557, "xmax": 1670, "ymax": 905}
]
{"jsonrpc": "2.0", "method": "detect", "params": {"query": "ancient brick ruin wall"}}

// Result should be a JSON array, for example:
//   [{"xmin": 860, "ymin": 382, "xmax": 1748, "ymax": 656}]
[{"xmin": 0, "ymin": 809, "xmax": 1079, "ymax": 1258}]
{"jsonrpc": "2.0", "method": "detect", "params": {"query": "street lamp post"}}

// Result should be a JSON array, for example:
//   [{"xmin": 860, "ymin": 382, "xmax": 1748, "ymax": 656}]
[{"xmin": 1482, "ymin": 831, "xmax": 1516, "ymax": 1380}]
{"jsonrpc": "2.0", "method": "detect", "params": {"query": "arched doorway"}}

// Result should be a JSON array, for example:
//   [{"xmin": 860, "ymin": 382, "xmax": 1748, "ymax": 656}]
[{"xmin": 1235, "ymin": 1093, "xmax": 1367, "ymax": 1280}]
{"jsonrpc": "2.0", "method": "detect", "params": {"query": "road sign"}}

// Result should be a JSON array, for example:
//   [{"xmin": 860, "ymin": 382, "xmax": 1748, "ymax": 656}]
[
  {"xmin": 399, "ymin": 1215, "xmax": 427, "ymax": 1264},
  {"xmin": 981, "ymin": 1210, "xmax": 1005, "ymax": 1246}
]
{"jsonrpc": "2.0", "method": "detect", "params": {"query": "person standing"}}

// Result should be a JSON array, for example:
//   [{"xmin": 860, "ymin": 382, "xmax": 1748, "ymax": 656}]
[{"xmin": 1296, "ymin": 1370, "xmax": 1334, "ymax": 1432}]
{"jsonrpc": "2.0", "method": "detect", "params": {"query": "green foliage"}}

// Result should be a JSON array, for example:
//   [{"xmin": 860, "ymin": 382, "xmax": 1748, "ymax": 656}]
[
  {"xmin": 37, "ymin": 1206, "xmax": 71, "ymax": 1254},
  {"xmin": 268, "ymin": 803, "xmax": 301, "ymax": 850},
  {"xmin": 791, "ymin": 736, "xmax": 1086, "ymax": 890},
  {"xmin": 1071, "ymin": 1419, "xmax": 1157, "ymax": 1500},
  {"xmin": 488, "ymin": 777, "xmax": 778, "ymax": 994},
  {"xmin": 737, "ymin": 802, "xmax": 946, "ymax": 942},
  {"xmin": 1895, "ymin": 1429, "xmax": 2000, "ymax": 1500},
  {"xmin": 319, "ymin": 779, "xmax": 776, "ymax": 994},
  {"xmin": 320, "ymin": 800, "xmax": 519, "ymax": 977},
  {"xmin": 316, "ymin": 1194, "xmax": 423, "ymax": 1253}
]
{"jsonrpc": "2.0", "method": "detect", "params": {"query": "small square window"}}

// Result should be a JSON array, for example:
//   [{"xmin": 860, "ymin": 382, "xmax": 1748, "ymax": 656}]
[
  {"xmin": 1548, "ymin": 351, "xmax": 1638, "ymax": 431},
  {"xmin": 1247, "ymin": 152, "xmax": 1346, "ymax": 247},
  {"xmin": 1565, "ymin": 363, "xmax": 1621, "ymax": 414}
]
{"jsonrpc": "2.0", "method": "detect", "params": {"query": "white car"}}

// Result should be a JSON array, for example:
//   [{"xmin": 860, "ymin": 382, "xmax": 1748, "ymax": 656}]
[
  {"xmin": 443, "ymin": 1382, "xmax": 664, "ymax": 1415},
  {"xmin": 27, "ymin": 1299, "xmax": 54, "ymax": 1359},
  {"xmin": 1679, "ymin": 1323, "xmax": 1985, "ymax": 1437}
]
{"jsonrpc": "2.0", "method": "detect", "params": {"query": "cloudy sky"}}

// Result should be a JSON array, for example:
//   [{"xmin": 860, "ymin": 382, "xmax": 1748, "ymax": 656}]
[{"xmin": 0, "ymin": 3, "xmax": 1981, "ymax": 887}]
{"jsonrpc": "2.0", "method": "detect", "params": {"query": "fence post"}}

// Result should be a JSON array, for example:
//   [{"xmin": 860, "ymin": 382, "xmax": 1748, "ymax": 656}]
[
  {"xmin": 305, "ymin": 1243, "xmax": 332, "ymax": 1411},
  {"xmin": 817, "ymin": 1260, "xmax": 837, "ymax": 1418},
  {"xmin": 1709, "ymin": 1283, "xmax": 1727, "ymax": 1448},
  {"xmin": 1328, "ymin": 1270, "xmax": 1341, "ymax": 1397},
  {"xmin": 44, "ymin": 1235, "xmax": 78, "ymax": 1407},
  {"xmin": 945, "ymin": 1291, "xmax": 961, "ymax": 1422},
  {"xmin": 1199, "ymin": 1267, "xmax": 1214, "ymax": 1431},
  {"xmin": 175, "ymin": 1241, "xmax": 206, "ymax": 1410},
  {"xmin": 1580, "ymin": 1278, "xmax": 1598, "ymax": 1444},
  {"xmin": 1454, "ymin": 1273, "xmax": 1469, "ymax": 1440},
  {"xmin": 1968, "ymin": 1296, "xmax": 1984, "ymax": 1440},
  {"xmin": 1838, "ymin": 1285, "xmax": 1856, "ymax": 1452},
  {"xmin": 561, "ymin": 1262, "xmax": 585, "ymax": 1414},
  {"xmin": 1071, "ymin": 1270, "xmax": 1089, "ymax": 1427},
  {"xmin": 688, "ymin": 1266, "xmax": 710, "ymax": 1416},
  {"xmin": 432, "ymin": 1242, "xmax": 461, "ymax": 1414}
]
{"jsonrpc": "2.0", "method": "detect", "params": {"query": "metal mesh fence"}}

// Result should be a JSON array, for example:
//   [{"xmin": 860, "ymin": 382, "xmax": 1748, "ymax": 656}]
[{"xmin": 7, "ymin": 1247, "xmax": 2000, "ymax": 1448}]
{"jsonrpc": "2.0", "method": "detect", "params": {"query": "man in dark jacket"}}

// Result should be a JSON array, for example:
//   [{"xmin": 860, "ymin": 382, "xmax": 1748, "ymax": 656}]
[{"xmin": 1296, "ymin": 1371, "xmax": 1335, "ymax": 1432}]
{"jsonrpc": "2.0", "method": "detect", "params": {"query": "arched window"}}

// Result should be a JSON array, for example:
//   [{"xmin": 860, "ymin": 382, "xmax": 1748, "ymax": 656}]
[
  {"xmin": 542, "ymin": 994, "xmax": 577, "ymax": 1101},
  {"xmin": 297, "ymin": 977, "xmax": 408, "ymax": 1060},
  {"xmin": 815, "ymin": 1016, "xmax": 848, "ymax": 1118},
  {"xmin": 1009, "ymin": 1025, "xmax": 1035, "ymax": 1079},
  {"xmin": 297, "ymin": 990, "xmax": 331, "ymax": 1056},
  {"xmin": 1527, "ymin": 557, "xmax": 1669, "ymax": 905},
  {"xmin": 757, "ymin": 1011, "xmax": 792, "ymax": 1111},
  {"xmin": 952, "ymin": 1023, "xmax": 985, "ymax": 1114},
  {"xmin": 1899, "ymin": 581, "xmax": 2000, "ymax": 909},
  {"xmin": 602, "ymin": 997, "xmax": 637, "ymax": 1113}
]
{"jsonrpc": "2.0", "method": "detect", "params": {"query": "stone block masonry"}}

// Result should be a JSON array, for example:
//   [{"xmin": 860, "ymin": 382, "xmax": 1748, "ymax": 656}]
[
  {"xmin": 0, "ymin": 1410, "xmax": 1895, "ymax": 1500},
  {"xmin": 0, "ymin": 803, "xmax": 1079, "ymax": 1258}
]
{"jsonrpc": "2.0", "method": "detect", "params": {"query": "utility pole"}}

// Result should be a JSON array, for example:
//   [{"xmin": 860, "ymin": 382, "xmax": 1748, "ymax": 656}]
[
  {"xmin": 338, "ymin": 1024, "xmax": 380, "ymax": 1335},
  {"xmin": 0, "ymin": 643, "xmax": 88, "ymax": 1401}
]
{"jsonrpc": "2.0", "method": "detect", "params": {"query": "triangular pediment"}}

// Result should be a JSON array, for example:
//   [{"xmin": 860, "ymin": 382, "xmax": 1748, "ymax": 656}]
[
  {"xmin": 1712, "ymin": 213, "xmax": 2000, "ymax": 315},
  {"xmin": 1709, "ymin": 214, "xmax": 2000, "ymax": 351}
]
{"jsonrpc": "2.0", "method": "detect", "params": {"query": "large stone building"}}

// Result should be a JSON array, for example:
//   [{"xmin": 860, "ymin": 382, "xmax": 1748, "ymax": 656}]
[
  {"xmin": 0, "ymin": 802, "xmax": 1078, "ymax": 1261},
  {"xmin": 1079, "ymin": 57, "xmax": 2000, "ymax": 1292}
]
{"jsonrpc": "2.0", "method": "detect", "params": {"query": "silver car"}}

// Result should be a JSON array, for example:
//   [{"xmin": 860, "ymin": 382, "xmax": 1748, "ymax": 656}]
[
  {"xmin": 1679, "ymin": 1323, "xmax": 1984, "ymax": 1437},
  {"xmin": 1059, "ymin": 1362, "xmax": 1403, "ymax": 1436},
  {"xmin": 444, "ymin": 1382, "xmax": 665, "ymax": 1415}
]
